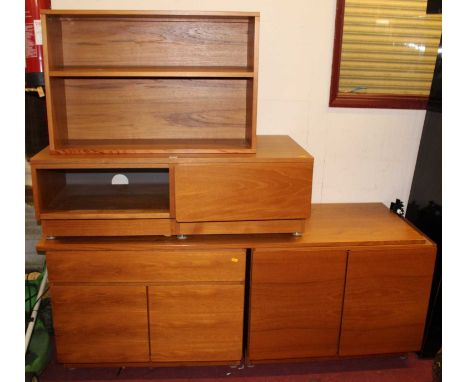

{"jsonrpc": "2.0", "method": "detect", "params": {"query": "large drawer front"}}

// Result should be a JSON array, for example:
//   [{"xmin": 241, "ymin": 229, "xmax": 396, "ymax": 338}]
[
  {"xmin": 47, "ymin": 249, "xmax": 246, "ymax": 283},
  {"xmin": 174, "ymin": 162, "xmax": 312, "ymax": 222}
]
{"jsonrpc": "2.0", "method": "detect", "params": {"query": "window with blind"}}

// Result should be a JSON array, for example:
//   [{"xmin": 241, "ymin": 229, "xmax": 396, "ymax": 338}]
[{"xmin": 330, "ymin": 0, "xmax": 442, "ymax": 109}]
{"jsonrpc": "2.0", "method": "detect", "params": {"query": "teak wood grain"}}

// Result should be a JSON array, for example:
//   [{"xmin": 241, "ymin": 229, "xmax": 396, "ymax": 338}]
[
  {"xmin": 36, "ymin": 204, "xmax": 430, "ymax": 252},
  {"xmin": 41, "ymin": 184, "xmax": 170, "ymax": 219},
  {"xmin": 175, "ymin": 162, "xmax": 313, "ymax": 222},
  {"xmin": 62, "ymin": 78, "xmax": 249, "ymax": 141},
  {"xmin": 50, "ymin": 285, "xmax": 149, "ymax": 363},
  {"xmin": 41, "ymin": 218, "xmax": 173, "ymax": 237},
  {"xmin": 30, "ymin": 136, "xmax": 312, "ymax": 165},
  {"xmin": 249, "ymin": 248, "xmax": 347, "ymax": 360},
  {"xmin": 50, "ymin": 15, "xmax": 253, "ymax": 68},
  {"xmin": 176, "ymin": 219, "xmax": 305, "ymax": 235},
  {"xmin": 46, "ymin": 250, "xmax": 246, "ymax": 283},
  {"xmin": 339, "ymin": 246, "xmax": 437, "ymax": 356},
  {"xmin": 149, "ymin": 284, "xmax": 244, "ymax": 362}
]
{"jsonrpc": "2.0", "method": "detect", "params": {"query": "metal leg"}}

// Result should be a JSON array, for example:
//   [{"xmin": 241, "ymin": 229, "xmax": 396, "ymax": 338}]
[{"xmin": 177, "ymin": 234, "xmax": 188, "ymax": 240}]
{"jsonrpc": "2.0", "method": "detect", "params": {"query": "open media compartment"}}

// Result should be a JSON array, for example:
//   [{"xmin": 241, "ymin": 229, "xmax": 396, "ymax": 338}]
[{"xmin": 34, "ymin": 168, "xmax": 170, "ymax": 220}]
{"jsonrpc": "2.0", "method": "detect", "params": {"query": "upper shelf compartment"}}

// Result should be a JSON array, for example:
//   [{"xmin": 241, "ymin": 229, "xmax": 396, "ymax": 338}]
[
  {"xmin": 43, "ymin": 10, "xmax": 258, "ymax": 72},
  {"xmin": 41, "ymin": 10, "xmax": 260, "ymax": 154}
]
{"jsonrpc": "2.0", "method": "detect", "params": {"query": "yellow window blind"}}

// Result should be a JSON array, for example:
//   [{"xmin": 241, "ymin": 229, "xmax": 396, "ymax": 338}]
[{"xmin": 338, "ymin": 0, "xmax": 442, "ymax": 96}]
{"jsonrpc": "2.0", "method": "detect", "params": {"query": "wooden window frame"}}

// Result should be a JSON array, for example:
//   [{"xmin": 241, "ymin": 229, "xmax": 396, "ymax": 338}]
[{"xmin": 329, "ymin": 0, "xmax": 432, "ymax": 110}]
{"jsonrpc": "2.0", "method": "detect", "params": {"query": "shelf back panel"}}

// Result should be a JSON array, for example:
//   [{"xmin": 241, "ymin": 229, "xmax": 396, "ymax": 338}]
[
  {"xmin": 47, "ymin": 16, "xmax": 254, "ymax": 68},
  {"xmin": 54, "ymin": 78, "xmax": 250, "ymax": 142}
]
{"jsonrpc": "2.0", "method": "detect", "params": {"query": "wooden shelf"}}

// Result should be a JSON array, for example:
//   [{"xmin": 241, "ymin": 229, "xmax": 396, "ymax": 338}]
[
  {"xmin": 54, "ymin": 139, "xmax": 254, "ymax": 154},
  {"xmin": 49, "ymin": 67, "xmax": 255, "ymax": 78},
  {"xmin": 42, "ymin": 184, "xmax": 170, "ymax": 219}
]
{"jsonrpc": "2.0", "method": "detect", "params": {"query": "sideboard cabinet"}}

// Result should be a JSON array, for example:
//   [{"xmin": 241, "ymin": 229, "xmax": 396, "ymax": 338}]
[{"xmin": 38, "ymin": 204, "xmax": 436, "ymax": 366}]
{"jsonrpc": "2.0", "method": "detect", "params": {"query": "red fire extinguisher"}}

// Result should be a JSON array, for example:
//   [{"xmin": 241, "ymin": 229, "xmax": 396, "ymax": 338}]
[{"xmin": 25, "ymin": 0, "xmax": 51, "ymax": 87}]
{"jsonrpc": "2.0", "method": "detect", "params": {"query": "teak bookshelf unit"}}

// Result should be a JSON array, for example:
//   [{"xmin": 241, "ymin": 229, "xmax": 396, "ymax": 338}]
[{"xmin": 41, "ymin": 10, "xmax": 260, "ymax": 154}]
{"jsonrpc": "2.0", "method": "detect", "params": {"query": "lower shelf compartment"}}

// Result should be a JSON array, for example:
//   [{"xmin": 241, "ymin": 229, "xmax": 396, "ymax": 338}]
[
  {"xmin": 35, "ymin": 168, "xmax": 171, "ymax": 220},
  {"xmin": 42, "ymin": 184, "xmax": 170, "ymax": 219}
]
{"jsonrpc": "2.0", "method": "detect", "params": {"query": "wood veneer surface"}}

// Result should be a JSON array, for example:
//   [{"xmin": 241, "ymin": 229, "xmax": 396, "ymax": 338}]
[
  {"xmin": 30, "ymin": 136, "xmax": 312, "ymax": 165},
  {"xmin": 47, "ymin": 249, "xmax": 246, "ymax": 283},
  {"xmin": 175, "ymin": 162, "xmax": 312, "ymax": 221},
  {"xmin": 61, "ymin": 78, "xmax": 249, "ymax": 141},
  {"xmin": 149, "ymin": 284, "xmax": 244, "ymax": 362},
  {"xmin": 37, "ymin": 204, "xmax": 431, "ymax": 251},
  {"xmin": 249, "ymin": 248, "xmax": 347, "ymax": 360},
  {"xmin": 51, "ymin": 285, "xmax": 149, "ymax": 363},
  {"xmin": 339, "ymin": 246, "xmax": 437, "ymax": 356}
]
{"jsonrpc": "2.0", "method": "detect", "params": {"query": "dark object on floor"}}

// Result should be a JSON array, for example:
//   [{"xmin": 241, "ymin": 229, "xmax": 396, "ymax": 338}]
[
  {"xmin": 406, "ymin": 37, "xmax": 442, "ymax": 359},
  {"xmin": 432, "ymin": 351, "xmax": 441, "ymax": 382}
]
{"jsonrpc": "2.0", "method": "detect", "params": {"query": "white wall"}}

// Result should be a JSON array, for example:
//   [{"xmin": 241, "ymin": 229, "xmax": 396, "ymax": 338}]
[{"xmin": 52, "ymin": 0, "xmax": 426, "ymax": 207}]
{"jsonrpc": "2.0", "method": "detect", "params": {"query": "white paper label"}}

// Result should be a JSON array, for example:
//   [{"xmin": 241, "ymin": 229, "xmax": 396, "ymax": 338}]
[{"xmin": 33, "ymin": 20, "xmax": 42, "ymax": 45}]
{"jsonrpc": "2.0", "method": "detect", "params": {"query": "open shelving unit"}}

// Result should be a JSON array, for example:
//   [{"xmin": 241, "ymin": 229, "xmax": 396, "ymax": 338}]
[{"xmin": 41, "ymin": 10, "xmax": 260, "ymax": 154}]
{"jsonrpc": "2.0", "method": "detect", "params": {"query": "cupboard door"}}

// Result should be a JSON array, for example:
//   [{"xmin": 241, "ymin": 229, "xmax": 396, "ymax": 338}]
[
  {"xmin": 339, "ymin": 246, "xmax": 436, "ymax": 356},
  {"xmin": 175, "ymin": 162, "xmax": 312, "ymax": 222},
  {"xmin": 51, "ymin": 285, "xmax": 149, "ymax": 363},
  {"xmin": 249, "ymin": 248, "xmax": 347, "ymax": 361},
  {"xmin": 149, "ymin": 285, "xmax": 244, "ymax": 362}
]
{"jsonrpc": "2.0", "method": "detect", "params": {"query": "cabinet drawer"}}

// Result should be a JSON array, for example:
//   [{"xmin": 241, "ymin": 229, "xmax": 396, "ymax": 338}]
[
  {"xmin": 175, "ymin": 162, "xmax": 312, "ymax": 222},
  {"xmin": 47, "ymin": 249, "xmax": 246, "ymax": 283}
]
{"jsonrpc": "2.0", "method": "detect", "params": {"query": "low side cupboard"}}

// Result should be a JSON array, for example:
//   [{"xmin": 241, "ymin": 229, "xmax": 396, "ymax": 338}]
[{"xmin": 36, "ymin": 204, "xmax": 436, "ymax": 366}]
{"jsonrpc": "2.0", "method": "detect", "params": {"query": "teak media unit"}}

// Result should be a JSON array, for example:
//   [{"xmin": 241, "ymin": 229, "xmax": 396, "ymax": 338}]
[
  {"xmin": 37, "ymin": 204, "xmax": 436, "ymax": 366},
  {"xmin": 31, "ymin": 135, "xmax": 313, "ymax": 237}
]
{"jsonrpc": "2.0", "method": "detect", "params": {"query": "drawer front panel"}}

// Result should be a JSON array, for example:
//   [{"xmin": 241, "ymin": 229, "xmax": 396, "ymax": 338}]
[
  {"xmin": 46, "ymin": 249, "xmax": 246, "ymax": 283},
  {"xmin": 175, "ymin": 162, "xmax": 312, "ymax": 222},
  {"xmin": 149, "ymin": 284, "xmax": 244, "ymax": 362},
  {"xmin": 42, "ymin": 218, "xmax": 172, "ymax": 236}
]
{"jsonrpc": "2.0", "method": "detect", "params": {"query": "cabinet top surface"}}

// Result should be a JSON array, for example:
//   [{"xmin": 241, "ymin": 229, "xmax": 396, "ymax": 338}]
[
  {"xmin": 37, "ymin": 203, "xmax": 433, "ymax": 252},
  {"xmin": 42, "ymin": 10, "xmax": 260, "ymax": 17},
  {"xmin": 30, "ymin": 136, "xmax": 312, "ymax": 166}
]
